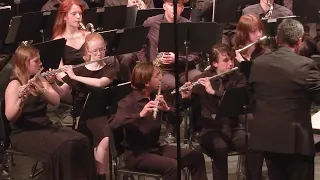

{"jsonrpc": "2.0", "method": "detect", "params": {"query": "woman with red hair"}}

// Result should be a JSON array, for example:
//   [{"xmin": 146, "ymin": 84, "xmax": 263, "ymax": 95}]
[
  {"xmin": 53, "ymin": 0, "xmax": 89, "ymax": 69},
  {"xmin": 234, "ymin": 14, "xmax": 270, "ymax": 62}
]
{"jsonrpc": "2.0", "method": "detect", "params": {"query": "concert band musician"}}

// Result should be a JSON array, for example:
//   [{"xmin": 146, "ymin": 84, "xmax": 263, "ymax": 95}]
[
  {"xmin": 109, "ymin": 62, "xmax": 208, "ymax": 180},
  {"xmin": 41, "ymin": 0, "xmax": 89, "ymax": 11},
  {"xmin": 249, "ymin": 19, "xmax": 320, "ymax": 180},
  {"xmin": 4, "ymin": 45, "xmax": 96, "ymax": 180},
  {"xmin": 234, "ymin": 14, "xmax": 270, "ymax": 63},
  {"xmin": 49, "ymin": 32, "xmax": 117, "ymax": 179},
  {"xmin": 181, "ymin": 44, "xmax": 247, "ymax": 180},
  {"xmin": 242, "ymin": 0, "xmax": 293, "ymax": 19},
  {"xmin": 104, "ymin": 0, "xmax": 154, "ymax": 9}
]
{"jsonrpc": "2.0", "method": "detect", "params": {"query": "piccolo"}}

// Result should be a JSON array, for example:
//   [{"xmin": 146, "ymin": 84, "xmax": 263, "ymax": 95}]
[
  {"xmin": 235, "ymin": 36, "xmax": 268, "ymax": 53},
  {"xmin": 40, "ymin": 56, "xmax": 109, "ymax": 77},
  {"xmin": 171, "ymin": 67, "xmax": 239, "ymax": 94},
  {"xmin": 18, "ymin": 67, "xmax": 44, "ymax": 98}
]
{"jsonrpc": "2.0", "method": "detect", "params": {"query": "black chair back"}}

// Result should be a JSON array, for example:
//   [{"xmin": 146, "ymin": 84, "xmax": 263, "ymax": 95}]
[{"xmin": 0, "ymin": 99, "xmax": 11, "ymax": 150}]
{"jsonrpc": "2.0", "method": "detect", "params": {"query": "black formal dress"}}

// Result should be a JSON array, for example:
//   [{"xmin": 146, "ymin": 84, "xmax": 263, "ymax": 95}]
[{"xmin": 9, "ymin": 78, "xmax": 96, "ymax": 180}]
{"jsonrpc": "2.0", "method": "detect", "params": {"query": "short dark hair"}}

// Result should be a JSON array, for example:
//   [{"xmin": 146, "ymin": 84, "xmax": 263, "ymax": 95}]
[
  {"xmin": 210, "ymin": 44, "xmax": 235, "ymax": 64},
  {"xmin": 277, "ymin": 19, "xmax": 304, "ymax": 47},
  {"xmin": 131, "ymin": 62, "xmax": 155, "ymax": 91}
]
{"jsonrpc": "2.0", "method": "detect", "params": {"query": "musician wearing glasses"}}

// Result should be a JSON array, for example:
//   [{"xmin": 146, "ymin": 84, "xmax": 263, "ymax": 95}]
[
  {"xmin": 249, "ymin": 19, "xmax": 320, "ymax": 180},
  {"xmin": 242, "ymin": 0, "xmax": 293, "ymax": 19},
  {"xmin": 109, "ymin": 62, "xmax": 208, "ymax": 180},
  {"xmin": 49, "ymin": 33, "xmax": 117, "ymax": 179},
  {"xmin": 4, "ymin": 45, "xmax": 97, "ymax": 180},
  {"xmin": 181, "ymin": 44, "xmax": 247, "ymax": 180}
]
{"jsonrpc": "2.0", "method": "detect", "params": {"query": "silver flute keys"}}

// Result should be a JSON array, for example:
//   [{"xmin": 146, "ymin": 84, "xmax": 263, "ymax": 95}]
[
  {"xmin": 153, "ymin": 84, "xmax": 162, "ymax": 119},
  {"xmin": 18, "ymin": 67, "xmax": 44, "ymax": 98},
  {"xmin": 171, "ymin": 67, "xmax": 239, "ymax": 94}
]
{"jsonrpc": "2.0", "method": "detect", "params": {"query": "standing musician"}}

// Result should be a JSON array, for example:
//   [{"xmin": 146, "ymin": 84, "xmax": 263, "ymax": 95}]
[
  {"xmin": 242, "ymin": 0, "xmax": 293, "ymax": 19},
  {"xmin": 4, "ymin": 45, "xmax": 96, "ymax": 180},
  {"xmin": 49, "ymin": 33, "xmax": 117, "ymax": 180},
  {"xmin": 249, "ymin": 19, "xmax": 320, "ymax": 180},
  {"xmin": 109, "ymin": 62, "xmax": 208, "ymax": 180},
  {"xmin": 181, "ymin": 44, "xmax": 247, "ymax": 180}
]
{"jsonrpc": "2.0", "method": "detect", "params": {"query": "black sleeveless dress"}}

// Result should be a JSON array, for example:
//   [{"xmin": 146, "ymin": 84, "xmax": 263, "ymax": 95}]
[
  {"xmin": 63, "ymin": 45, "xmax": 85, "ymax": 65},
  {"xmin": 9, "ymin": 78, "xmax": 97, "ymax": 180}
]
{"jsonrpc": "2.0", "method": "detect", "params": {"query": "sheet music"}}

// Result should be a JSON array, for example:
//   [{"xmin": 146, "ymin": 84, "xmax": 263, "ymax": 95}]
[{"xmin": 312, "ymin": 111, "xmax": 320, "ymax": 130}]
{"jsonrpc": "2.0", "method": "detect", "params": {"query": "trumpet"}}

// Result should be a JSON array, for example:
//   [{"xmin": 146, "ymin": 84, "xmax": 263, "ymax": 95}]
[
  {"xmin": 235, "ymin": 36, "xmax": 268, "ymax": 53},
  {"xmin": 129, "ymin": 0, "xmax": 147, "ymax": 10},
  {"xmin": 153, "ymin": 84, "xmax": 162, "ymax": 119},
  {"xmin": 79, "ymin": 22, "xmax": 95, "ymax": 33},
  {"xmin": 18, "ymin": 67, "xmax": 44, "ymax": 98},
  {"xmin": 40, "ymin": 56, "xmax": 109, "ymax": 77},
  {"xmin": 171, "ymin": 67, "xmax": 238, "ymax": 94}
]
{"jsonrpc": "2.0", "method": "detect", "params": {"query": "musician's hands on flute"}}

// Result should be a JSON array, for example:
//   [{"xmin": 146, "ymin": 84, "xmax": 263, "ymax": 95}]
[
  {"xmin": 18, "ymin": 84, "xmax": 30, "ymax": 101},
  {"xmin": 235, "ymin": 51, "xmax": 245, "ymax": 63},
  {"xmin": 155, "ymin": 95, "xmax": 170, "ymax": 112},
  {"xmin": 198, "ymin": 77, "xmax": 215, "ymax": 95},
  {"xmin": 63, "ymin": 65, "xmax": 76, "ymax": 79},
  {"xmin": 181, "ymin": 82, "xmax": 192, "ymax": 99},
  {"xmin": 161, "ymin": 52, "xmax": 175, "ymax": 64},
  {"xmin": 140, "ymin": 101, "xmax": 157, "ymax": 118},
  {"xmin": 45, "ymin": 68, "xmax": 56, "ymax": 84}
]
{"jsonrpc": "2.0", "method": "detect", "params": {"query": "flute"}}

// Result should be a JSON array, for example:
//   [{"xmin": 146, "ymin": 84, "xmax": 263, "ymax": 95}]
[
  {"xmin": 171, "ymin": 67, "xmax": 239, "ymax": 94},
  {"xmin": 40, "ymin": 56, "xmax": 109, "ymax": 77},
  {"xmin": 235, "ymin": 36, "xmax": 268, "ymax": 53},
  {"xmin": 18, "ymin": 67, "xmax": 44, "ymax": 98},
  {"xmin": 153, "ymin": 84, "xmax": 162, "ymax": 119}
]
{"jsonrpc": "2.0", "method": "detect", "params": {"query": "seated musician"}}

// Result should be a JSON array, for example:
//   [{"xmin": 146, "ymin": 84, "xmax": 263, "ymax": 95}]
[
  {"xmin": 49, "ymin": 32, "xmax": 117, "ymax": 179},
  {"xmin": 138, "ymin": 0, "xmax": 201, "ymax": 142},
  {"xmin": 104, "ymin": 0, "xmax": 154, "ymax": 8},
  {"xmin": 234, "ymin": 14, "xmax": 270, "ymax": 63},
  {"xmin": 41, "ymin": 0, "xmax": 89, "ymax": 11},
  {"xmin": 5, "ymin": 45, "xmax": 96, "ymax": 180},
  {"xmin": 242, "ymin": 0, "xmax": 293, "ymax": 18},
  {"xmin": 181, "ymin": 43, "xmax": 247, "ymax": 180},
  {"xmin": 109, "ymin": 62, "xmax": 208, "ymax": 180}
]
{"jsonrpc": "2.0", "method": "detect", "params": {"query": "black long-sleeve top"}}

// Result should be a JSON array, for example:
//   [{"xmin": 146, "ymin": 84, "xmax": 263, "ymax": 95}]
[{"xmin": 109, "ymin": 90, "xmax": 175, "ymax": 152}]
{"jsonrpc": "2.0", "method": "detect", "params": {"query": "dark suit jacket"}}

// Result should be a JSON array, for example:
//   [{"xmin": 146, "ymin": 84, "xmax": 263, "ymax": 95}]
[{"xmin": 249, "ymin": 46, "xmax": 320, "ymax": 156}]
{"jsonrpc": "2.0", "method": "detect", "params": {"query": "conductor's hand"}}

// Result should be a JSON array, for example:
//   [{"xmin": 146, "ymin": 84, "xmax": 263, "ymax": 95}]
[
  {"xmin": 161, "ymin": 52, "xmax": 175, "ymax": 64},
  {"xmin": 156, "ymin": 95, "xmax": 170, "ymax": 112},
  {"xmin": 139, "ymin": 101, "xmax": 157, "ymax": 118},
  {"xmin": 198, "ymin": 77, "xmax": 215, "ymax": 95},
  {"xmin": 181, "ymin": 82, "xmax": 192, "ymax": 99}
]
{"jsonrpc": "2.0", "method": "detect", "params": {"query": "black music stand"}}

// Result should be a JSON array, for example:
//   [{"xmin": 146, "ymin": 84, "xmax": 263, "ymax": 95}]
[
  {"xmin": 83, "ymin": 7, "xmax": 105, "ymax": 31},
  {"xmin": 0, "ymin": 8, "xmax": 12, "ymax": 42},
  {"xmin": 41, "ymin": 10, "xmax": 58, "ymax": 40},
  {"xmin": 33, "ymin": 38, "xmax": 66, "ymax": 70},
  {"xmin": 159, "ymin": 22, "xmax": 223, "ymax": 80},
  {"xmin": 217, "ymin": 86, "xmax": 251, "ymax": 180},
  {"xmin": 101, "ymin": 5, "xmax": 127, "ymax": 31},
  {"xmin": 99, "ymin": 26, "xmax": 149, "ymax": 56},
  {"xmin": 293, "ymin": 0, "xmax": 320, "ymax": 23},
  {"xmin": 134, "ymin": 7, "xmax": 192, "ymax": 26}
]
